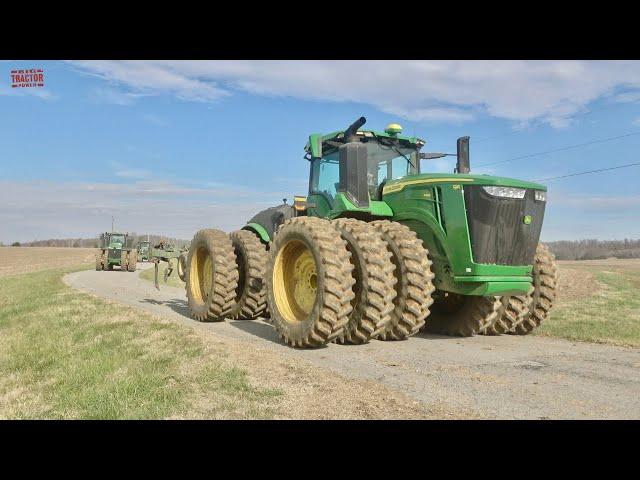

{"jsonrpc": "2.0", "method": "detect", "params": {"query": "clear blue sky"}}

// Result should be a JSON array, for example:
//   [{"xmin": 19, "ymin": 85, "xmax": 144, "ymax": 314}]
[{"xmin": 1, "ymin": 60, "xmax": 640, "ymax": 242}]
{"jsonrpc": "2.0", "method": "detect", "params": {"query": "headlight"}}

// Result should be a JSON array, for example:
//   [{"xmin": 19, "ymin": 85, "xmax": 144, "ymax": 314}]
[
  {"xmin": 482, "ymin": 186, "xmax": 526, "ymax": 199},
  {"xmin": 535, "ymin": 190, "xmax": 547, "ymax": 202}
]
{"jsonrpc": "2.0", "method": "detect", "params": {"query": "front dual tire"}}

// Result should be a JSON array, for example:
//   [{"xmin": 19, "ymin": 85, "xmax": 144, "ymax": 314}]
[
  {"xmin": 426, "ymin": 243, "xmax": 558, "ymax": 337},
  {"xmin": 266, "ymin": 217, "xmax": 355, "ymax": 348}
]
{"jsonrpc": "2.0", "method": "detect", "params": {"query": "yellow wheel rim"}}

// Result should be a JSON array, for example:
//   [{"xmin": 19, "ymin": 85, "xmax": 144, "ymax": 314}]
[
  {"xmin": 190, "ymin": 246, "xmax": 214, "ymax": 303},
  {"xmin": 273, "ymin": 239, "xmax": 318, "ymax": 323}
]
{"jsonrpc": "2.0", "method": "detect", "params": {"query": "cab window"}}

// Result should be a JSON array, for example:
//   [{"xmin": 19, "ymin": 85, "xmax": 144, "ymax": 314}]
[{"xmin": 309, "ymin": 151, "xmax": 340, "ymax": 203}]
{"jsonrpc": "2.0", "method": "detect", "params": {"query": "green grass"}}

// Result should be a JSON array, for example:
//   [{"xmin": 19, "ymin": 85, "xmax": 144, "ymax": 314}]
[
  {"xmin": 0, "ymin": 267, "xmax": 280, "ymax": 419},
  {"xmin": 536, "ymin": 268, "xmax": 640, "ymax": 347},
  {"xmin": 139, "ymin": 262, "xmax": 185, "ymax": 288}
]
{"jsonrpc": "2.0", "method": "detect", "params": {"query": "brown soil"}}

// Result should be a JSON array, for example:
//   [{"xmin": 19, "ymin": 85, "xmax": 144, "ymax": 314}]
[
  {"xmin": 556, "ymin": 264, "xmax": 600, "ymax": 303},
  {"xmin": 0, "ymin": 247, "xmax": 95, "ymax": 277}
]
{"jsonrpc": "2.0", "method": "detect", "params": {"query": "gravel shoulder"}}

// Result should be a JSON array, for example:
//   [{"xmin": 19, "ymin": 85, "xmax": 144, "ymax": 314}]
[{"xmin": 64, "ymin": 264, "xmax": 640, "ymax": 419}]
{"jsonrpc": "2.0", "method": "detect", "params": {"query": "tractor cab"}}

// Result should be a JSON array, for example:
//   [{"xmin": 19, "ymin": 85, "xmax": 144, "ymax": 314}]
[
  {"xmin": 304, "ymin": 118, "xmax": 424, "ymax": 218},
  {"xmin": 99, "ymin": 232, "xmax": 128, "ymax": 249},
  {"xmin": 108, "ymin": 232, "xmax": 127, "ymax": 249},
  {"xmin": 137, "ymin": 240, "xmax": 150, "ymax": 261}
]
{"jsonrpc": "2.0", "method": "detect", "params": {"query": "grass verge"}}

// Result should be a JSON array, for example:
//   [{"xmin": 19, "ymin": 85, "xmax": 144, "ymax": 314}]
[
  {"xmin": 536, "ymin": 267, "xmax": 640, "ymax": 347},
  {"xmin": 0, "ymin": 266, "xmax": 280, "ymax": 419},
  {"xmin": 139, "ymin": 262, "xmax": 185, "ymax": 288}
]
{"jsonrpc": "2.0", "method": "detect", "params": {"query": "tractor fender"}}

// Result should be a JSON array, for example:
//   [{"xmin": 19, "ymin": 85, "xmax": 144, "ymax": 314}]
[
  {"xmin": 244, "ymin": 204, "xmax": 296, "ymax": 243},
  {"xmin": 243, "ymin": 223, "xmax": 271, "ymax": 244}
]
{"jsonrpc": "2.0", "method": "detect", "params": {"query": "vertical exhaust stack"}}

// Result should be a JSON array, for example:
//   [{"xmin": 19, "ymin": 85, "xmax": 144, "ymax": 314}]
[
  {"xmin": 339, "ymin": 116, "xmax": 369, "ymax": 208},
  {"xmin": 456, "ymin": 136, "xmax": 470, "ymax": 174},
  {"xmin": 344, "ymin": 116, "xmax": 367, "ymax": 143}
]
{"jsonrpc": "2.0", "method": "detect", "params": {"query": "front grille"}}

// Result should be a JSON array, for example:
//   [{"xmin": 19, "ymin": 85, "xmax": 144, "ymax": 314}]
[
  {"xmin": 464, "ymin": 186, "xmax": 545, "ymax": 266},
  {"xmin": 108, "ymin": 248, "xmax": 122, "ymax": 260}
]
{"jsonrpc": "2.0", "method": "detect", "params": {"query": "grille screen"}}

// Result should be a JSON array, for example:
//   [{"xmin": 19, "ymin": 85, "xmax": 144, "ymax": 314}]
[{"xmin": 464, "ymin": 186, "xmax": 545, "ymax": 266}]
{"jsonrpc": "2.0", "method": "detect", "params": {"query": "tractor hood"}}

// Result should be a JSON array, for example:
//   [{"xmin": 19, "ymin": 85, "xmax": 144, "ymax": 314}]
[{"xmin": 382, "ymin": 173, "xmax": 546, "ymax": 195}]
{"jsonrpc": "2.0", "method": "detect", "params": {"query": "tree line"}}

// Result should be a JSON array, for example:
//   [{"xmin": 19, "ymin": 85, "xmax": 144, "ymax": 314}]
[
  {"xmin": 3, "ymin": 233, "xmax": 190, "ymax": 249},
  {"xmin": 545, "ymin": 239, "xmax": 640, "ymax": 260},
  {"xmin": 4, "ymin": 235, "xmax": 639, "ymax": 261}
]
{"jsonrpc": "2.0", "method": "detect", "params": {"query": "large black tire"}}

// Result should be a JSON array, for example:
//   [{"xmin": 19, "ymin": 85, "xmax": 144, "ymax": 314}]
[
  {"xmin": 127, "ymin": 250, "xmax": 137, "ymax": 272},
  {"xmin": 370, "ymin": 220, "xmax": 435, "ymax": 341},
  {"xmin": 425, "ymin": 292, "xmax": 502, "ymax": 336},
  {"xmin": 185, "ymin": 229, "xmax": 239, "ymax": 322},
  {"xmin": 177, "ymin": 253, "xmax": 187, "ymax": 282},
  {"xmin": 331, "ymin": 218, "xmax": 396, "ymax": 344},
  {"xmin": 95, "ymin": 251, "xmax": 102, "ymax": 271},
  {"xmin": 228, "ymin": 230, "xmax": 268, "ymax": 319},
  {"xmin": 266, "ymin": 217, "xmax": 355, "ymax": 348},
  {"xmin": 511, "ymin": 244, "xmax": 558, "ymax": 335},
  {"xmin": 483, "ymin": 295, "xmax": 530, "ymax": 335},
  {"xmin": 120, "ymin": 251, "xmax": 128, "ymax": 272}
]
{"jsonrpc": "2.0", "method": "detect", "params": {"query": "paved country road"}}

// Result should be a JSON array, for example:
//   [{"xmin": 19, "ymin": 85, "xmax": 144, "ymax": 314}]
[{"xmin": 65, "ymin": 264, "xmax": 640, "ymax": 419}]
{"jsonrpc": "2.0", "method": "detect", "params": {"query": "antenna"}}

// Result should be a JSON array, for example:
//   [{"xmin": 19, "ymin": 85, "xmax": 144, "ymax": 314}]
[{"xmin": 111, "ymin": 216, "xmax": 114, "ymax": 232}]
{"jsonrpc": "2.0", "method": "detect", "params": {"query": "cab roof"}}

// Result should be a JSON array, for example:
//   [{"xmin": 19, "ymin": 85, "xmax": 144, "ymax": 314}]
[{"xmin": 305, "ymin": 129, "xmax": 425, "ymax": 159}]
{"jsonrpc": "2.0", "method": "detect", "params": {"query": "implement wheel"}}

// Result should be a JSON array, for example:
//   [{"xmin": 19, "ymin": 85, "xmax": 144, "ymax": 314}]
[
  {"xmin": 371, "ymin": 220, "xmax": 435, "ymax": 341},
  {"xmin": 266, "ymin": 217, "xmax": 355, "ymax": 348},
  {"xmin": 185, "ymin": 229, "xmax": 239, "ymax": 322},
  {"xmin": 425, "ymin": 292, "xmax": 502, "ymax": 336},
  {"xmin": 228, "ymin": 230, "xmax": 268, "ymax": 319},
  {"xmin": 332, "ymin": 218, "xmax": 396, "ymax": 344},
  {"xmin": 511, "ymin": 244, "xmax": 558, "ymax": 335}
]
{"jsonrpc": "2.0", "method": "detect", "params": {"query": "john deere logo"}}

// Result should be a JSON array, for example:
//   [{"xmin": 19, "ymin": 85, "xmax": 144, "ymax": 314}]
[{"xmin": 523, "ymin": 215, "xmax": 532, "ymax": 225}]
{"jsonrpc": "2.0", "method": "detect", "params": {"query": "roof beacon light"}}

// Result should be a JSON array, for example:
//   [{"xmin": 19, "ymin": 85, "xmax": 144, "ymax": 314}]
[{"xmin": 385, "ymin": 123, "xmax": 402, "ymax": 135}]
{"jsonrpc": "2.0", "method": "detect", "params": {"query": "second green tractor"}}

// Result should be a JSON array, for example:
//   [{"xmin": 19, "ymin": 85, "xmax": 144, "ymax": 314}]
[
  {"xmin": 183, "ymin": 117, "xmax": 558, "ymax": 348},
  {"xmin": 96, "ymin": 232, "xmax": 138, "ymax": 272}
]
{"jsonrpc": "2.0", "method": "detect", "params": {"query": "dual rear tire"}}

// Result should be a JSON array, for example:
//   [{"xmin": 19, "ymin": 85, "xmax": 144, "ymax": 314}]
[
  {"xmin": 185, "ymin": 228, "xmax": 269, "ymax": 322},
  {"xmin": 185, "ymin": 229, "xmax": 239, "ymax": 321}
]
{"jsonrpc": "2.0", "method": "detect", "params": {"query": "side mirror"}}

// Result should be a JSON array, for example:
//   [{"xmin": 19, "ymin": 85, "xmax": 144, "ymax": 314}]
[{"xmin": 419, "ymin": 152, "xmax": 452, "ymax": 160}]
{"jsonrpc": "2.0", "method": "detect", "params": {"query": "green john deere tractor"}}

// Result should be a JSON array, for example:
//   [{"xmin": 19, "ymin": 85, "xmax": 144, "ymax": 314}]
[
  {"xmin": 137, "ymin": 240, "xmax": 151, "ymax": 262},
  {"xmin": 95, "ymin": 232, "xmax": 138, "ymax": 272},
  {"xmin": 184, "ymin": 117, "xmax": 557, "ymax": 348}
]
